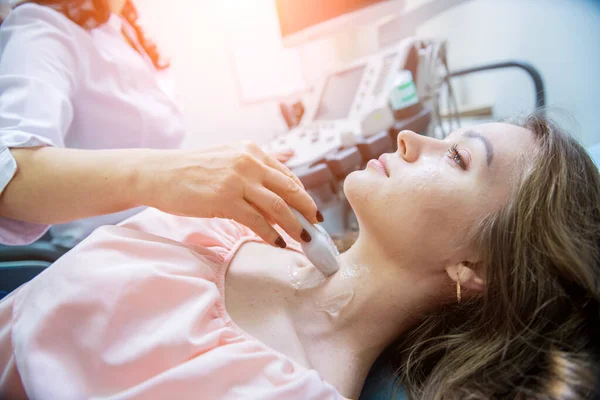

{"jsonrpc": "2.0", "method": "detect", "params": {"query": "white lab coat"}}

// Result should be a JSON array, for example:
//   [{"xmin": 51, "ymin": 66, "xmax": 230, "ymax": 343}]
[{"xmin": 0, "ymin": 3, "xmax": 186, "ymax": 247}]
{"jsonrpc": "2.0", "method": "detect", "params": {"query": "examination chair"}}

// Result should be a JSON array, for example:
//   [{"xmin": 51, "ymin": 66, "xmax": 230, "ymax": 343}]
[{"xmin": 0, "ymin": 236, "xmax": 68, "ymax": 299}]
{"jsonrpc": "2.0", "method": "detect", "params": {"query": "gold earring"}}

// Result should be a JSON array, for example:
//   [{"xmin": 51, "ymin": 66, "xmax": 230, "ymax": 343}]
[{"xmin": 456, "ymin": 270, "xmax": 462, "ymax": 304}]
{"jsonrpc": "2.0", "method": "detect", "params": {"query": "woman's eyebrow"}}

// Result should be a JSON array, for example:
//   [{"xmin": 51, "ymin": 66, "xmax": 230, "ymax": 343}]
[{"xmin": 463, "ymin": 130, "xmax": 494, "ymax": 166}]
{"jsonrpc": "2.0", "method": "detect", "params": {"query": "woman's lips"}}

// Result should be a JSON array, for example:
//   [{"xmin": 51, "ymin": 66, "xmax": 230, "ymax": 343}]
[
  {"xmin": 367, "ymin": 159, "xmax": 388, "ymax": 176},
  {"xmin": 378, "ymin": 155, "xmax": 389, "ymax": 176}
]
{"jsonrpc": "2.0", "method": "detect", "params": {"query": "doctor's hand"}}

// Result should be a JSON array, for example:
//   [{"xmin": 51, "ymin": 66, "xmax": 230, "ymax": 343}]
[{"xmin": 140, "ymin": 142, "xmax": 322, "ymax": 248}]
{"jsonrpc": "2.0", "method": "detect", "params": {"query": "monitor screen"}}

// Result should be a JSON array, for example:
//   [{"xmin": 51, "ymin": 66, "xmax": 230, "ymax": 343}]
[
  {"xmin": 276, "ymin": 0, "xmax": 385, "ymax": 39},
  {"xmin": 313, "ymin": 66, "xmax": 366, "ymax": 121}
]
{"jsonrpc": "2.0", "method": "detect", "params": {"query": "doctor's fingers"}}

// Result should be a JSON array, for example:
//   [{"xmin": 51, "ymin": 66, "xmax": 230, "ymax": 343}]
[
  {"xmin": 232, "ymin": 202, "xmax": 287, "ymax": 249},
  {"xmin": 244, "ymin": 185, "xmax": 309, "ymax": 245},
  {"xmin": 242, "ymin": 142, "xmax": 305, "ymax": 190},
  {"xmin": 239, "ymin": 141, "xmax": 319, "ymax": 225},
  {"xmin": 261, "ymin": 167, "xmax": 320, "ymax": 225}
]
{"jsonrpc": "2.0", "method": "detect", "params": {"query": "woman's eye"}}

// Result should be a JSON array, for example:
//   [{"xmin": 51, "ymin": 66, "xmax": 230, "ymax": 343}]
[{"xmin": 447, "ymin": 144, "xmax": 467, "ymax": 170}]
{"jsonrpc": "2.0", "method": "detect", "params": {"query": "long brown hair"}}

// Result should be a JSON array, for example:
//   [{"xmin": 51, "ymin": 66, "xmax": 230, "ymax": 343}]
[
  {"xmin": 15, "ymin": 0, "xmax": 168, "ymax": 70},
  {"xmin": 387, "ymin": 113, "xmax": 600, "ymax": 399}
]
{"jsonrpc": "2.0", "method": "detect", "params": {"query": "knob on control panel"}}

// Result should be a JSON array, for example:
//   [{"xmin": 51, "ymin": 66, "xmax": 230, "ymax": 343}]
[
  {"xmin": 295, "ymin": 163, "xmax": 335, "ymax": 191},
  {"xmin": 325, "ymin": 147, "xmax": 363, "ymax": 180},
  {"xmin": 340, "ymin": 131, "xmax": 357, "ymax": 147},
  {"xmin": 356, "ymin": 130, "xmax": 395, "ymax": 162}
]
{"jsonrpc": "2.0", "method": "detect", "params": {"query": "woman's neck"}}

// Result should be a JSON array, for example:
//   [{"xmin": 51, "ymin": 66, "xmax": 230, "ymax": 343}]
[{"xmin": 285, "ymin": 235, "xmax": 442, "ymax": 398}]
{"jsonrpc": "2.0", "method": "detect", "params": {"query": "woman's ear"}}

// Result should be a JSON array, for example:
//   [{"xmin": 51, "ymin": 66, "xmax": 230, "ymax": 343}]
[{"xmin": 446, "ymin": 261, "xmax": 486, "ymax": 292}]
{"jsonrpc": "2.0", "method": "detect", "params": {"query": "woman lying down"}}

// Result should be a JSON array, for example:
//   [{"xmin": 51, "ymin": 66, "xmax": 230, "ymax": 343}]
[{"xmin": 2, "ymin": 113, "xmax": 600, "ymax": 400}]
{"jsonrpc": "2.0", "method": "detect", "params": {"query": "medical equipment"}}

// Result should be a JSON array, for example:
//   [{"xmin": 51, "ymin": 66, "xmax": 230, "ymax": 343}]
[
  {"xmin": 267, "ymin": 39, "xmax": 435, "ymax": 170},
  {"xmin": 291, "ymin": 208, "xmax": 340, "ymax": 276},
  {"xmin": 389, "ymin": 70, "xmax": 421, "ymax": 118},
  {"xmin": 279, "ymin": 100, "xmax": 305, "ymax": 129}
]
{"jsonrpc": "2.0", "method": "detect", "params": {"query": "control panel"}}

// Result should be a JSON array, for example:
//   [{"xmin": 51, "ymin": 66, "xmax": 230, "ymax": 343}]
[{"xmin": 265, "ymin": 39, "xmax": 418, "ymax": 170}]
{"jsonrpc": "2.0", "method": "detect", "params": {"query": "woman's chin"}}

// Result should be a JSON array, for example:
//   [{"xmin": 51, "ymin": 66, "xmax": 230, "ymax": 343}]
[
  {"xmin": 342, "ymin": 170, "xmax": 361, "ymax": 198},
  {"xmin": 343, "ymin": 170, "xmax": 377, "ymax": 213}
]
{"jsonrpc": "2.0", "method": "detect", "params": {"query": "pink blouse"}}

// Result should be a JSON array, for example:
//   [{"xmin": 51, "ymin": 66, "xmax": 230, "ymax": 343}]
[{"xmin": 0, "ymin": 209, "xmax": 347, "ymax": 399}]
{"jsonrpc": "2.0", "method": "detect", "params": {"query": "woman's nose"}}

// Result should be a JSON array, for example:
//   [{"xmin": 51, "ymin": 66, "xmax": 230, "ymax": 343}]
[{"xmin": 396, "ymin": 130, "xmax": 422, "ymax": 163}]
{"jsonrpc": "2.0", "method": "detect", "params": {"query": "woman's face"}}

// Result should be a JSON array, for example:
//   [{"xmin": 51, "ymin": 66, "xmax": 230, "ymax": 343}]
[{"xmin": 344, "ymin": 123, "xmax": 535, "ymax": 270}]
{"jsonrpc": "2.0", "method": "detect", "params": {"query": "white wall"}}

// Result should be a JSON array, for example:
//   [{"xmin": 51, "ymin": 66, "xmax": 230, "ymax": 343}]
[
  {"xmin": 412, "ymin": 0, "xmax": 600, "ymax": 146},
  {"xmin": 137, "ymin": 0, "xmax": 290, "ymax": 150},
  {"xmin": 139, "ymin": 0, "xmax": 600, "ymax": 149}
]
